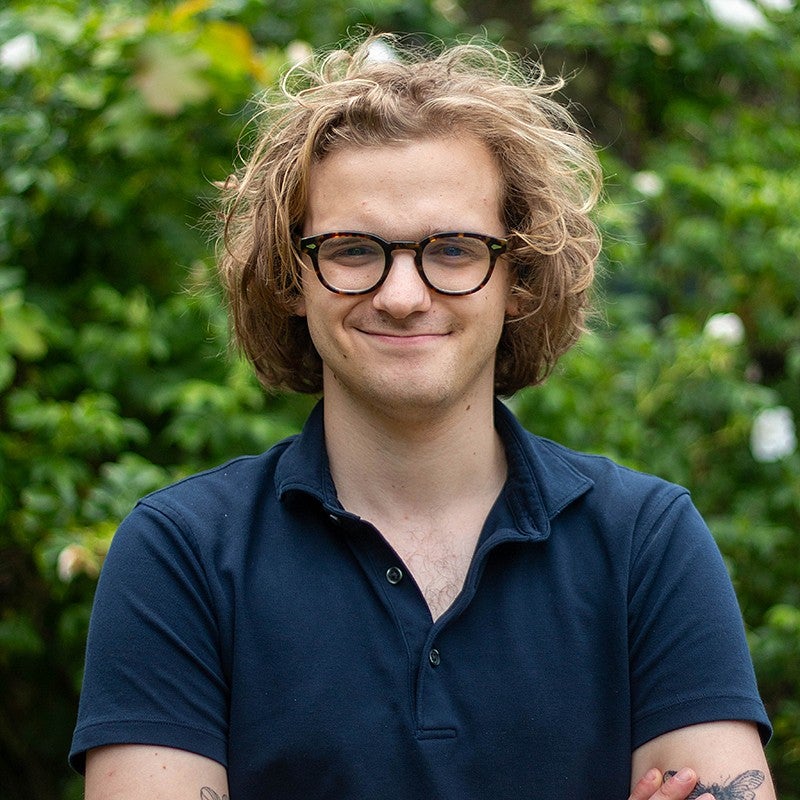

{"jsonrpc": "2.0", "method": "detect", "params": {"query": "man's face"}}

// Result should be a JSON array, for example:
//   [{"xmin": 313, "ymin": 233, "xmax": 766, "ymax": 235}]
[{"xmin": 296, "ymin": 136, "xmax": 516, "ymax": 420}]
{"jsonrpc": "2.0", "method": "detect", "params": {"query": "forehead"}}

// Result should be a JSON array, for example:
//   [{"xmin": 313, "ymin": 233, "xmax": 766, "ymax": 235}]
[{"xmin": 303, "ymin": 137, "xmax": 504, "ymax": 238}]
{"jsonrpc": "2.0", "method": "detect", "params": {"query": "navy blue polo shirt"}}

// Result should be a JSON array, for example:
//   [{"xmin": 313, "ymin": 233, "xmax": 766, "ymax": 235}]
[{"xmin": 71, "ymin": 400, "xmax": 769, "ymax": 799}]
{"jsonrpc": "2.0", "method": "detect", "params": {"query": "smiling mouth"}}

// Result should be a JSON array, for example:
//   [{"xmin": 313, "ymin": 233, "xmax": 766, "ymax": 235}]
[{"xmin": 359, "ymin": 329, "xmax": 448, "ymax": 340}]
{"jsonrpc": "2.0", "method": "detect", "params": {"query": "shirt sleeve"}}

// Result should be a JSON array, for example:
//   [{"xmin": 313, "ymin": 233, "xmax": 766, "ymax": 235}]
[
  {"xmin": 627, "ymin": 489, "xmax": 771, "ymax": 748},
  {"xmin": 69, "ymin": 499, "xmax": 229, "ymax": 773}
]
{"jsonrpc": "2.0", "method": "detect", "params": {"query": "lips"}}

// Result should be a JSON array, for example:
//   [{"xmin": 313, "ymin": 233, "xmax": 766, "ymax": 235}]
[
  {"xmin": 355, "ymin": 318, "xmax": 451, "ymax": 339},
  {"xmin": 358, "ymin": 328, "xmax": 449, "ymax": 341},
  {"xmin": 362, "ymin": 329, "xmax": 445, "ymax": 336}
]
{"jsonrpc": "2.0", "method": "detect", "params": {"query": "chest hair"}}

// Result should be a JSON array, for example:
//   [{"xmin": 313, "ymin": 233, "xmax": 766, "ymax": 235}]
[{"xmin": 384, "ymin": 518, "xmax": 485, "ymax": 621}]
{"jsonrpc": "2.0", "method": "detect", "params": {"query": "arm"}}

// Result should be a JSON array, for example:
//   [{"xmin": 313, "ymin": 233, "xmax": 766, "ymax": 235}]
[
  {"xmin": 630, "ymin": 720, "xmax": 775, "ymax": 800},
  {"xmin": 71, "ymin": 503, "xmax": 230, "ymax": 779},
  {"xmin": 624, "ymin": 494, "xmax": 773, "ymax": 800},
  {"xmin": 85, "ymin": 744, "xmax": 229, "ymax": 800}
]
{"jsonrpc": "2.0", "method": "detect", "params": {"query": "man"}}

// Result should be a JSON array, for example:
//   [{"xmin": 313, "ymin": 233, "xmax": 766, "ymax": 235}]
[{"xmin": 70, "ymin": 36, "xmax": 775, "ymax": 800}]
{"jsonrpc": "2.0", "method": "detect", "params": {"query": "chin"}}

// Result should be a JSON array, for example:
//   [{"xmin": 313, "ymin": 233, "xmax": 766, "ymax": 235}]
[{"xmin": 356, "ymin": 381, "xmax": 472, "ymax": 422}]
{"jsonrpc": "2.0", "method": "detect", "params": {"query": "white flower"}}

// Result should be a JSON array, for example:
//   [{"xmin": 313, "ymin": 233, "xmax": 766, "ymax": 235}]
[
  {"xmin": 366, "ymin": 39, "xmax": 397, "ymax": 63},
  {"xmin": 286, "ymin": 40, "xmax": 312, "ymax": 65},
  {"xmin": 647, "ymin": 31, "xmax": 674, "ymax": 56},
  {"xmin": 57, "ymin": 544, "xmax": 84, "ymax": 582},
  {"xmin": 0, "ymin": 32, "xmax": 39, "ymax": 72},
  {"xmin": 632, "ymin": 171, "xmax": 664, "ymax": 198},
  {"xmin": 704, "ymin": 0, "xmax": 771, "ymax": 31},
  {"xmin": 704, "ymin": 312, "xmax": 745, "ymax": 345},
  {"xmin": 750, "ymin": 406, "xmax": 797, "ymax": 462}
]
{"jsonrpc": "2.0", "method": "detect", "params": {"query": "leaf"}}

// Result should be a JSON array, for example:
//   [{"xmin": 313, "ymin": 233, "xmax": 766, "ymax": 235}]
[
  {"xmin": 0, "ymin": 353, "xmax": 14, "ymax": 391},
  {"xmin": 0, "ymin": 289, "xmax": 48, "ymax": 360},
  {"xmin": 59, "ymin": 73, "xmax": 111, "ymax": 110},
  {"xmin": 172, "ymin": 0, "xmax": 214, "ymax": 25},
  {"xmin": 0, "ymin": 616, "xmax": 44, "ymax": 657}
]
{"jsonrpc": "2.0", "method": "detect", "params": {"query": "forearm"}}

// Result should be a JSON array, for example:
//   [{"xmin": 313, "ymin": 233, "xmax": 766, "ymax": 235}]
[{"xmin": 631, "ymin": 721, "xmax": 775, "ymax": 800}]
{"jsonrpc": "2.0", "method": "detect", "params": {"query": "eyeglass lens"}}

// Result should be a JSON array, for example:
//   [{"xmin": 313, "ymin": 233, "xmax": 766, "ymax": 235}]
[{"xmin": 314, "ymin": 234, "xmax": 495, "ymax": 293}]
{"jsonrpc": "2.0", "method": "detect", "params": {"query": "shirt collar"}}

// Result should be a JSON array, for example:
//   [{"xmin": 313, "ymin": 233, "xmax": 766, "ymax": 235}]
[
  {"xmin": 275, "ymin": 399, "xmax": 594, "ymax": 539},
  {"xmin": 493, "ymin": 399, "xmax": 593, "ymax": 540}
]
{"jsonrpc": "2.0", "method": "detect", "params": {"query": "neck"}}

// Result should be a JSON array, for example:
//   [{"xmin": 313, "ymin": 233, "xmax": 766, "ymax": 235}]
[{"xmin": 323, "ymin": 389, "xmax": 506, "ymax": 523}]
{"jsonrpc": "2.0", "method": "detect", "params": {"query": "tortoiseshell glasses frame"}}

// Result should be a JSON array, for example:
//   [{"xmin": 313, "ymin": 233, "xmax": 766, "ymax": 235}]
[{"xmin": 297, "ymin": 231, "xmax": 510, "ymax": 296}]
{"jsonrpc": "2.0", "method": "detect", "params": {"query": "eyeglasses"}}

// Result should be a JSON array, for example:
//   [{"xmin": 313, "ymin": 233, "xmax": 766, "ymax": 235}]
[{"xmin": 297, "ymin": 231, "xmax": 509, "ymax": 296}]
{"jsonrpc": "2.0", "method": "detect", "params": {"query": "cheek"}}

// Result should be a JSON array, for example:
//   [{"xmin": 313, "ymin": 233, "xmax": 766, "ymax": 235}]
[
  {"xmin": 300, "ymin": 295, "xmax": 346, "ymax": 354},
  {"xmin": 295, "ymin": 256, "xmax": 327, "ymax": 318}
]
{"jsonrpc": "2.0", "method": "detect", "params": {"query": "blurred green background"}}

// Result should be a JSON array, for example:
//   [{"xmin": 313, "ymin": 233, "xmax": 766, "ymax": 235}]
[{"xmin": 1, "ymin": 1, "xmax": 798, "ymax": 798}]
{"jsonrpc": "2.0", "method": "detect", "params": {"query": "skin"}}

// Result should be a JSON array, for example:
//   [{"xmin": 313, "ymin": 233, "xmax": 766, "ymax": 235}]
[
  {"xmin": 85, "ymin": 744, "xmax": 228, "ymax": 800},
  {"xmin": 83, "ymin": 137, "xmax": 775, "ymax": 800},
  {"xmin": 296, "ymin": 137, "xmax": 517, "ymax": 429},
  {"xmin": 631, "ymin": 721, "xmax": 775, "ymax": 799}
]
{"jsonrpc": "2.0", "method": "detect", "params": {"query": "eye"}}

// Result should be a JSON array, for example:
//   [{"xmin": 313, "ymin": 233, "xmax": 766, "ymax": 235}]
[
  {"xmin": 320, "ymin": 237, "xmax": 383, "ymax": 264},
  {"xmin": 440, "ymin": 244, "xmax": 469, "ymax": 257},
  {"xmin": 425, "ymin": 236, "xmax": 486, "ymax": 265}
]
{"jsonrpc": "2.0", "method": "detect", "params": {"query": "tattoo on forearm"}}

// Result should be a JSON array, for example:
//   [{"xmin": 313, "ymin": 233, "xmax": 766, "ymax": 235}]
[
  {"xmin": 663, "ymin": 770, "xmax": 765, "ymax": 799},
  {"xmin": 200, "ymin": 788, "xmax": 228, "ymax": 800}
]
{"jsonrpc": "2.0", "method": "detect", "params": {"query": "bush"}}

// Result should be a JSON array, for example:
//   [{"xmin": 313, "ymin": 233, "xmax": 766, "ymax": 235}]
[{"xmin": 1, "ymin": 0, "xmax": 797, "ymax": 797}]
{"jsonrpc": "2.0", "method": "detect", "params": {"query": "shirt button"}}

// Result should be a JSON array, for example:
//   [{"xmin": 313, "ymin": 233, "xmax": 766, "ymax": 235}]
[
  {"xmin": 428, "ymin": 648, "xmax": 441, "ymax": 667},
  {"xmin": 385, "ymin": 566, "xmax": 403, "ymax": 584}
]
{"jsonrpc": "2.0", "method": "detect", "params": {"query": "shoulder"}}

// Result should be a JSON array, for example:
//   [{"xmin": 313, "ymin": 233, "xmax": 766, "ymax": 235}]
[
  {"xmin": 537, "ymin": 434, "xmax": 686, "ymax": 498},
  {"xmin": 497, "ymin": 402, "xmax": 698, "ymax": 551},
  {"xmin": 149, "ymin": 437, "xmax": 293, "ymax": 503},
  {"xmin": 521, "ymin": 426, "xmax": 692, "ymax": 531},
  {"xmin": 115, "ymin": 437, "xmax": 298, "ymax": 550},
  {"xmin": 497, "ymin": 400, "xmax": 688, "ymax": 521}
]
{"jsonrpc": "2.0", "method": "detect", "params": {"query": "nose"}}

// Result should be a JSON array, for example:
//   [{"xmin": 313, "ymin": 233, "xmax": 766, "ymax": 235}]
[{"xmin": 371, "ymin": 250, "xmax": 432, "ymax": 318}]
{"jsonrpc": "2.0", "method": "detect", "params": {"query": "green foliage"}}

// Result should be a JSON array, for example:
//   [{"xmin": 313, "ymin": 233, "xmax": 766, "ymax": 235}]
[
  {"xmin": 509, "ymin": 1, "xmax": 800, "ymax": 795},
  {"xmin": 1, "ymin": 0, "xmax": 798, "ymax": 798}
]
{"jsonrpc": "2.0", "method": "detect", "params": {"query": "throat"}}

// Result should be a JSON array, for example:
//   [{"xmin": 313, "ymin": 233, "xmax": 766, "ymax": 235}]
[{"xmin": 323, "ymin": 396, "xmax": 508, "ymax": 618}]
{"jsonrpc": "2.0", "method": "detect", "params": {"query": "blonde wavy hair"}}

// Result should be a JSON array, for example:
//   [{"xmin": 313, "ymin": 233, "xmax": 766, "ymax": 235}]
[{"xmin": 218, "ymin": 34, "xmax": 602, "ymax": 395}]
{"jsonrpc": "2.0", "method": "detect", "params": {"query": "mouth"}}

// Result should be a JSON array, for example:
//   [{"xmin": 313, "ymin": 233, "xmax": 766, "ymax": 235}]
[{"xmin": 358, "ymin": 329, "xmax": 449, "ymax": 344}]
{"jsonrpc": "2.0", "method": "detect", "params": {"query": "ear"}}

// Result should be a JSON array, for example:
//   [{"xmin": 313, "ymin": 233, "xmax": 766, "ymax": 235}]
[
  {"xmin": 293, "ymin": 293, "xmax": 307, "ymax": 317},
  {"xmin": 505, "ymin": 287, "xmax": 520, "ymax": 318}
]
